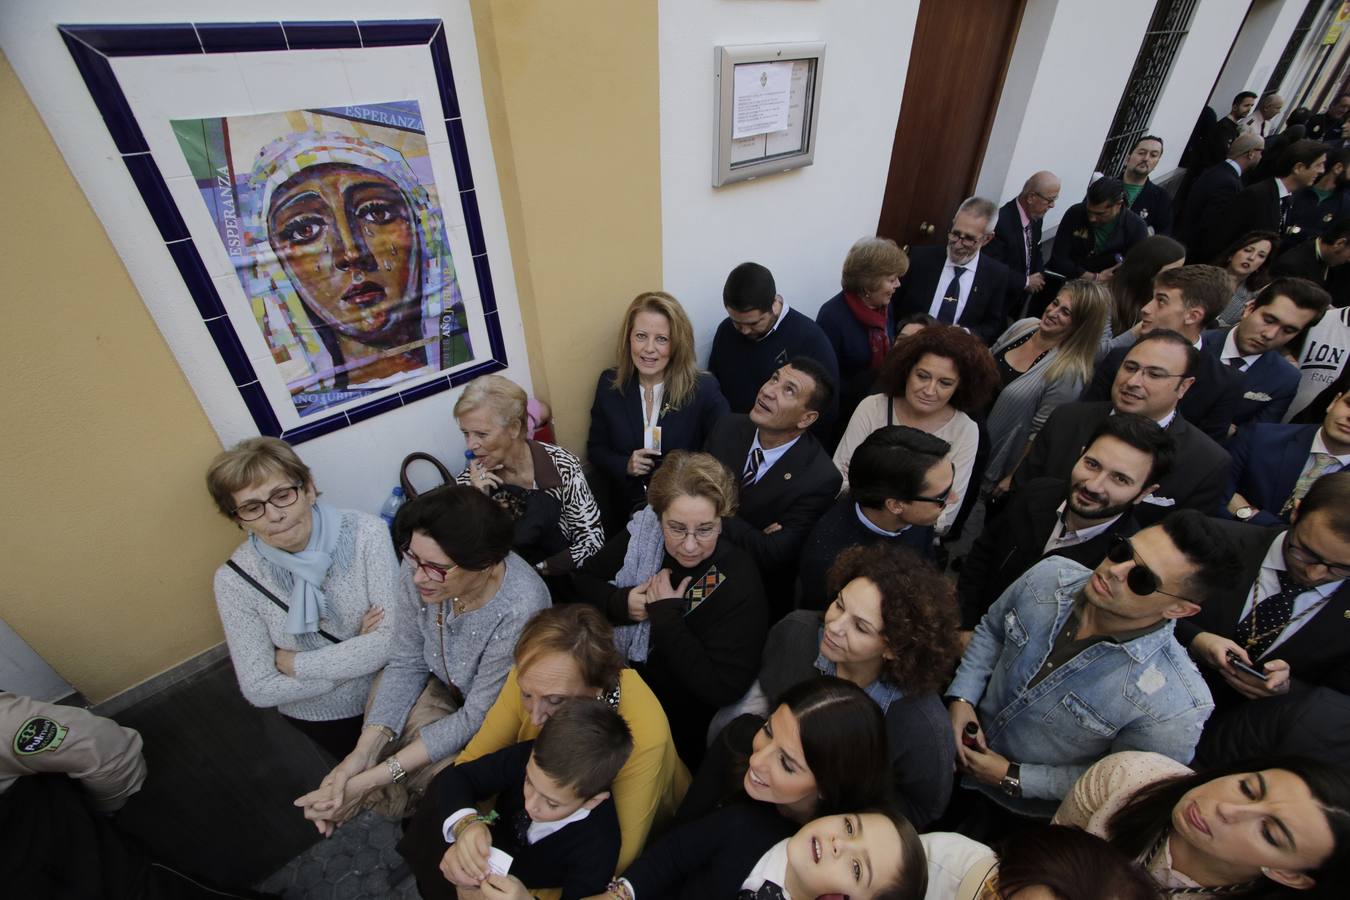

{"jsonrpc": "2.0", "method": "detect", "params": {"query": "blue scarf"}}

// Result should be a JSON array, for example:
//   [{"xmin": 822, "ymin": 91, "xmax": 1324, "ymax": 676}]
[
  {"xmin": 249, "ymin": 502, "xmax": 343, "ymax": 635},
  {"xmin": 610, "ymin": 506, "xmax": 667, "ymax": 663}
]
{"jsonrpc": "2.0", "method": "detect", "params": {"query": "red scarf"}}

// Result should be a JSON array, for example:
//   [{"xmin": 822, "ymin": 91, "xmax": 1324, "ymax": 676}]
[{"xmin": 843, "ymin": 291, "xmax": 890, "ymax": 370}]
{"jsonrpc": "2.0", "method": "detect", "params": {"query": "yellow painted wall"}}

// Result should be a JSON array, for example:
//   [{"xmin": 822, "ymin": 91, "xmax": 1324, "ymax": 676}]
[
  {"xmin": 0, "ymin": 1, "xmax": 661, "ymax": 702},
  {"xmin": 472, "ymin": 0, "xmax": 663, "ymax": 451}
]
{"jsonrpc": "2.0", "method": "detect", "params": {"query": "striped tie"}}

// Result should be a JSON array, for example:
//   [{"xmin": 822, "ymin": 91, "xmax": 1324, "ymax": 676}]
[{"xmin": 743, "ymin": 447, "xmax": 765, "ymax": 486}]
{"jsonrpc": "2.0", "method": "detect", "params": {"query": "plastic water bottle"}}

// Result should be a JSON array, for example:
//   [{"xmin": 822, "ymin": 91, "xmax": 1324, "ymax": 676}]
[{"xmin": 379, "ymin": 486, "xmax": 406, "ymax": 528}]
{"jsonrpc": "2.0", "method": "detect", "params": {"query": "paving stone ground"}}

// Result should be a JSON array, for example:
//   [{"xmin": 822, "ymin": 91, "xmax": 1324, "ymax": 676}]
[{"xmin": 256, "ymin": 811, "xmax": 420, "ymax": 899}]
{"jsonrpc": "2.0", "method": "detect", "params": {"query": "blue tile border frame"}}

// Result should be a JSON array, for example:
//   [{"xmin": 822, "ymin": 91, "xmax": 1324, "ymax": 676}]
[{"xmin": 58, "ymin": 19, "xmax": 508, "ymax": 444}]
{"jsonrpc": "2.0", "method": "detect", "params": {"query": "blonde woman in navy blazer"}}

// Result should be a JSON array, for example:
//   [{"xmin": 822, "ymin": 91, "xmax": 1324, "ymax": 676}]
[{"xmin": 587, "ymin": 292, "xmax": 729, "ymax": 526}]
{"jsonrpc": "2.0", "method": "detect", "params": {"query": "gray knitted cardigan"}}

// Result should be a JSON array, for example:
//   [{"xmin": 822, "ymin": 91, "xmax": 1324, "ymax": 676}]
[
  {"xmin": 213, "ymin": 510, "xmax": 399, "ymax": 721},
  {"xmin": 364, "ymin": 552, "xmax": 551, "ymax": 763}
]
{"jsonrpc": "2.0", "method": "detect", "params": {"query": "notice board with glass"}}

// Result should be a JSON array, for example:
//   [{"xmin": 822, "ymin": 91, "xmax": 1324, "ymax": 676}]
[{"xmin": 713, "ymin": 42, "xmax": 825, "ymax": 187}]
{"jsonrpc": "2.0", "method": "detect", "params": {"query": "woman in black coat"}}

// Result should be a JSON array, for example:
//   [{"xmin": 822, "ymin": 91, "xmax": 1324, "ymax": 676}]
[
  {"xmin": 586, "ymin": 292, "xmax": 728, "ymax": 529},
  {"xmin": 563, "ymin": 451, "xmax": 766, "ymax": 767}
]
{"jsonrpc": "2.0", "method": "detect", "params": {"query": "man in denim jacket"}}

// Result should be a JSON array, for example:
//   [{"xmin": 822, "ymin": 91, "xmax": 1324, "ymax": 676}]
[{"xmin": 947, "ymin": 510, "xmax": 1241, "ymax": 819}]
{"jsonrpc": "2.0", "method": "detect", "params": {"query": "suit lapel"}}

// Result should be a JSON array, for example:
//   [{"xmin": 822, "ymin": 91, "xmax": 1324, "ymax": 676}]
[
  {"xmin": 1274, "ymin": 427, "xmax": 1318, "ymax": 506},
  {"xmin": 623, "ymin": 378, "xmax": 646, "ymax": 448}
]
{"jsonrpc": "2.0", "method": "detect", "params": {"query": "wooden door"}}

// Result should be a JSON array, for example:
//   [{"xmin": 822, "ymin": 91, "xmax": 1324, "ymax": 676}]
[{"xmin": 877, "ymin": 0, "xmax": 1028, "ymax": 249}]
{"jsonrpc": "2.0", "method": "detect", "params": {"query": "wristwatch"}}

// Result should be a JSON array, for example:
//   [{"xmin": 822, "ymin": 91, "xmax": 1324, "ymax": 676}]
[
  {"xmin": 386, "ymin": 755, "xmax": 408, "ymax": 784},
  {"xmin": 1234, "ymin": 505, "xmax": 1257, "ymax": 522},
  {"xmin": 1000, "ymin": 762, "xmax": 1022, "ymax": 798}
]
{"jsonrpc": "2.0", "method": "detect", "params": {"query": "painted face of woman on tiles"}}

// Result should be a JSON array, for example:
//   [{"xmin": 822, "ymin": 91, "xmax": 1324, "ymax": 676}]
[{"xmin": 268, "ymin": 162, "xmax": 420, "ymax": 349}]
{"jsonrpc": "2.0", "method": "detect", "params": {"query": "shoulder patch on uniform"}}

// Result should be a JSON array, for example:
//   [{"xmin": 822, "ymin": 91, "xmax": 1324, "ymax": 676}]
[{"xmin": 14, "ymin": 715, "xmax": 68, "ymax": 756}]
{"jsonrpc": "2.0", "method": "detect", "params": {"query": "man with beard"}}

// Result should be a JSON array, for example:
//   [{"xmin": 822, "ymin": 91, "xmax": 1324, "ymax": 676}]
[
  {"xmin": 957, "ymin": 413, "xmax": 1172, "ymax": 630},
  {"xmin": 1014, "ymin": 330, "xmax": 1231, "ymax": 524},
  {"xmin": 1121, "ymin": 135, "xmax": 1172, "ymax": 235}
]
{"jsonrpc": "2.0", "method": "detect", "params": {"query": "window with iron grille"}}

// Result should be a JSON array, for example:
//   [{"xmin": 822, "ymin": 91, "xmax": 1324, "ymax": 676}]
[
  {"xmin": 1266, "ymin": 0, "xmax": 1327, "ymax": 95},
  {"xmin": 1094, "ymin": 0, "xmax": 1200, "ymax": 177}
]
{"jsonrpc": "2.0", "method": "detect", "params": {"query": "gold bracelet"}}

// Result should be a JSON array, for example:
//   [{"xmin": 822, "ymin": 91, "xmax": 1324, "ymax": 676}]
[{"xmin": 365, "ymin": 724, "xmax": 396, "ymax": 743}]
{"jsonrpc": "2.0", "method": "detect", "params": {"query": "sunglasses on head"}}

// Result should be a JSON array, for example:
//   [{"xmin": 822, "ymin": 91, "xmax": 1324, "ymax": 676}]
[{"xmin": 1105, "ymin": 535, "xmax": 1199, "ymax": 603}]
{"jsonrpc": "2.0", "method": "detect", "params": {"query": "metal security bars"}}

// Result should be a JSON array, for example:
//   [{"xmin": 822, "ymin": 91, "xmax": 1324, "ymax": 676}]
[{"xmin": 1094, "ymin": 0, "xmax": 1200, "ymax": 177}]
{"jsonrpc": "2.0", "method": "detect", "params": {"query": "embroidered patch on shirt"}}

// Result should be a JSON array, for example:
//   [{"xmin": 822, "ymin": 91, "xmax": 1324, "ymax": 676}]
[
  {"xmin": 1136, "ymin": 664, "xmax": 1166, "ymax": 695},
  {"xmin": 685, "ymin": 566, "xmax": 725, "ymax": 611},
  {"xmin": 13, "ymin": 715, "xmax": 68, "ymax": 756}
]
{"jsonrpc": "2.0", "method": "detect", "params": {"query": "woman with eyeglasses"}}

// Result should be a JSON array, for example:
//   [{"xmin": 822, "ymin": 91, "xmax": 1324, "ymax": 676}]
[
  {"xmin": 563, "ymin": 450, "xmax": 768, "ymax": 767},
  {"xmin": 207, "ymin": 437, "xmax": 399, "ymax": 761},
  {"xmin": 294, "ymin": 483, "xmax": 550, "ymax": 833},
  {"xmin": 1055, "ymin": 750, "xmax": 1350, "ymax": 899}
]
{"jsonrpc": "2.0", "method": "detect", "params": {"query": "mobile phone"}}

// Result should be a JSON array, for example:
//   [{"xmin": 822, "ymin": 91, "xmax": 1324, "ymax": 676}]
[{"xmin": 1226, "ymin": 650, "xmax": 1269, "ymax": 681}]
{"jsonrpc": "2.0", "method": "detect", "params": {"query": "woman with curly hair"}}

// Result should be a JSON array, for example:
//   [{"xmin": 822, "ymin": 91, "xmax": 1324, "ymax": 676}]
[
  {"xmin": 708, "ymin": 543, "xmax": 961, "ymax": 829},
  {"xmin": 833, "ymin": 324, "xmax": 998, "ymax": 533}
]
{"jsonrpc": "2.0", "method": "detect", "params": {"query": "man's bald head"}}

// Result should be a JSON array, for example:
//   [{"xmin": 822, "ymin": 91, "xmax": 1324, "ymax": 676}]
[
  {"xmin": 1018, "ymin": 171, "xmax": 1061, "ymax": 220},
  {"xmin": 1228, "ymin": 132, "xmax": 1265, "ymax": 171}
]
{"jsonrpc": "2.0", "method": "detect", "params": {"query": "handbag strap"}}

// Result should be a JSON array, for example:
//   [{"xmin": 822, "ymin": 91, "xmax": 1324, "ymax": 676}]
[
  {"xmin": 226, "ymin": 560, "xmax": 340, "ymax": 644},
  {"xmin": 400, "ymin": 451, "xmax": 453, "ymax": 499}
]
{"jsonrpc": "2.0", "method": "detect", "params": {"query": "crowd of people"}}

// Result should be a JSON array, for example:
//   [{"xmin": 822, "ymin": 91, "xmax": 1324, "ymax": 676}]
[{"xmin": 9, "ymin": 90, "xmax": 1350, "ymax": 900}]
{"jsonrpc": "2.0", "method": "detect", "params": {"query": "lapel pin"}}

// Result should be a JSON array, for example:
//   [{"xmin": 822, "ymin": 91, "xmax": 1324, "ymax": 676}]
[
  {"xmin": 783, "ymin": 472, "xmax": 792, "ymax": 480},
  {"xmin": 1344, "ymin": 610, "xmax": 1350, "ymax": 619}
]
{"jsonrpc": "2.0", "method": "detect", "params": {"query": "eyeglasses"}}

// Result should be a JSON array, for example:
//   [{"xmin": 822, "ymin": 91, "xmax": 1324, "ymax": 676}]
[
  {"xmin": 1030, "ymin": 190, "xmax": 1058, "ymax": 207},
  {"xmin": 232, "ymin": 484, "xmax": 302, "ymax": 521},
  {"xmin": 948, "ymin": 229, "xmax": 983, "ymax": 245},
  {"xmin": 1120, "ymin": 359, "xmax": 1186, "ymax": 382},
  {"xmin": 402, "ymin": 546, "xmax": 459, "ymax": 583},
  {"xmin": 1286, "ymin": 533, "xmax": 1350, "ymax": 578},
  {"xmin": 1105, "ymin": 535, "xmax": 1199, "ymax": 603},
  {"xmin": 663, "ymin": 521, "xmax": 721, "ymax": 543}
]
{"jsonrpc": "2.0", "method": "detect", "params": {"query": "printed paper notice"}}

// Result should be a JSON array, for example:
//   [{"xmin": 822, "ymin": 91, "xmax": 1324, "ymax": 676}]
[{"xmin": 733, "ymin": 62, "xmax": 793, "ymax": 139}]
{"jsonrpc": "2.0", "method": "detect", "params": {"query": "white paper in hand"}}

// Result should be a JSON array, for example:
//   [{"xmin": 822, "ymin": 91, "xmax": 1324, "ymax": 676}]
[{"xmin": 487, "ymin": 847, "xmax": 514, "ymax": 876}]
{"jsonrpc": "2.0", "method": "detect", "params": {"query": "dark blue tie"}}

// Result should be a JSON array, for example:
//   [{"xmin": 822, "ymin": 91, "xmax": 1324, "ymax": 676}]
[
  {"xmin": 938, "ymin": 266, "xmax": 967, "ymax": 324},
  {"xmin": 1233, "ymin": 569, "xmax": 1304, "ymax": 659}
]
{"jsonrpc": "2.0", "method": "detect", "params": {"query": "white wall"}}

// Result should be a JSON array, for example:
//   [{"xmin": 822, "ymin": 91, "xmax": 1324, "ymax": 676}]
[
  {"xmin": 1209, "ymin": 0, "xmax": 1305, "ymax": 109},
  {"xmin": 1147, "ymin": 0, "xmax": 1250, "ymax": 179},
  {"xmin": 0, "ymin": 0, "xmax": 528, "ymax": 515},
  {"xmin": 657, "ymin": 0, "xmax": 920, "ymax": 355},
  {"xmin": 978, "ymin": 0, "xmax": 1257, "ymax": 234},
  {"xmin": 977, "ymin": 0, "xmax": 1156, "ymax": 233}
]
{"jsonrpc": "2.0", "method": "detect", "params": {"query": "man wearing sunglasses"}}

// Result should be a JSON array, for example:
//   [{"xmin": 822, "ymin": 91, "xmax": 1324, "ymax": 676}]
[
  {"xmin": 946, "ymin": 509, "xmax": 1240, "ymax": 822},
  {"xmin": 888, "ymin": 196, "xmax": 1010, "ymax": 344},
  {"xmin": 1014, "ymin": 330, "xmax": 1230, "ymax": 526},
  {"xmin": 957, "ymin": 413, "xmax": 1172, "ymax": 630},
  {"xmin": 1181, "ymin": 471, "xmax": 1350, "ymax": 714}
]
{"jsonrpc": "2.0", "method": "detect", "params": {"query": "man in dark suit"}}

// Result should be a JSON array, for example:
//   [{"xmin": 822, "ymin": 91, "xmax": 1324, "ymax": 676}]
[
  {"xmin": 890, "ymin": 197, "xmax": 1010, "ymax": 344},
  {"xmin": 1086, "ymin": 265, "xmax": 1243, "ymax": 442},
  {"xmin": 1209, "ymin": 138, "xmax": 1328, "ymax": 259},
  {"xmin": 704, "ymin": 356, "xmax": 842, "ymax": 614},
  {"xmin": 796, "ymin": 425, "xmax": 950, "ymax": 610},
  {"xmin": 1226, "ymin": 388, "xmax": 1350, "ymax": 526},
  {"xmin": 1014, "ymin": 330, "xmax": 1230, "ymax": 524},
  {"xmin": 1122, "ymin": 134, "xmax": 1172, "ymax": 234},
  {"xmin": 985, "ymin": 171, "xmax": 1059, "ymax": 319},
  {"xmin": 1209, "ymin": 277, "xmax": 1330, "ymax": 429},
  {"xmin": 1179, "ymin": 473, "xmax": 1350, "ymax": 716},
  {"xmin": 957, "ymin": 412, "xmax": 1169, "ymax": 629},
  {"xmin": 1285, "ymin": 148, "xmax": 1350, "ymax": 246},
  {"xmin": 1269, "ymin": 217, "xmax": 1350, "ymax": 307},
  {"xmin": 1177, "ymin": 132, "xmax": 1264, "ymax": 252},
  {"xmin": 1047, "ymin": 177, "xmax": 1148, "ymax": 283}
]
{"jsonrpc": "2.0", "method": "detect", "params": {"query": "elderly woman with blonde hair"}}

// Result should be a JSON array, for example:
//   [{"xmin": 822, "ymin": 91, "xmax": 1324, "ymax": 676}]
[
  {"xmin": 815, "ymin": 236, "xmax": 911, "ymax": 429},
  {"xmin": 455, "ymin": 373, "xmax": 604, "ymax": 577},
  {"xmin": 206, "ymin": 437, "xmax": 398, "ymax": 760},
  {"xmin": 564, "ymin": 451, "xmax": 768, "ymax": 767}
]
